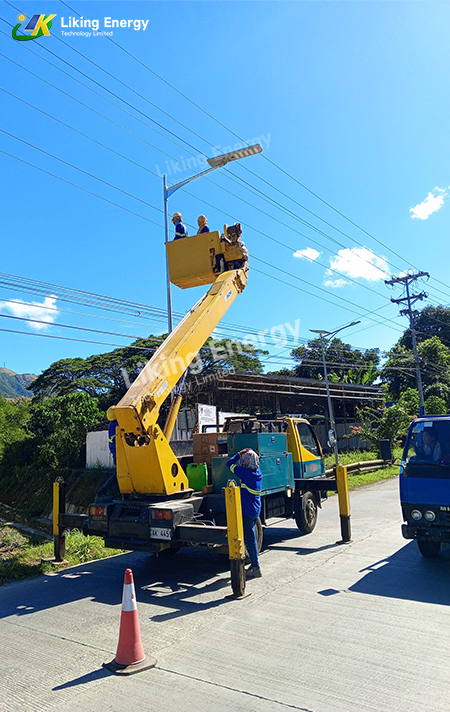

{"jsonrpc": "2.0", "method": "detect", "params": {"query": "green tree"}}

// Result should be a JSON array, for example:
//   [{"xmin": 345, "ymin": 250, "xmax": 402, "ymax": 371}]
[
  {"xmin": 381, "ymin": 336, "xmax": 450, "ymax": 403},
  {"xmin": 398, "ymin": 388, "xmax": 420, "ymax": 418},
  {"xmin": 0, "ymin": 397, "xmax": 30, "ymax": 458},
  {"xmin": 199, "ymin": 338, "xmax": 267, "ymax": 375},
  {"xmin": 291, "ymin": 338, "xmax": 380, "ymax": 384},
  {"xmin": 30, "ymin": 335, "xmax": 266, "ymax": 410},
  {"xmin": 351, "ymin": 402, "xmax": 412, "ymax": 453},
  {"xmin": 400, "ymin": 306, "xmax": 450, "ymax": 350},
  {"xmin": 425, "ymin": 395, "xmax": 447, "ymax": 415},
  {"xmin": 28, "ymin": 392, "xmax": 103, "ymax": 469},
  {"xmin": 29, "ymin": 337, "xmax": 162, "ymax": 409}
]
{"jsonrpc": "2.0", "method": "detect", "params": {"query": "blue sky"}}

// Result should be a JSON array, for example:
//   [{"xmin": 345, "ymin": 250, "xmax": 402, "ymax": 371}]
[{"xmin": 1, "ymin": 0, "xmax": 450, "ymax": 376}]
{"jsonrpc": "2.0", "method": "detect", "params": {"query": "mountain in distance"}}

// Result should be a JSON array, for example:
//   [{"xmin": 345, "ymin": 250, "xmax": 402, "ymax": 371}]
[{"xmin": 0, "ymin": 368, "xmax": 37, "ymax": 399}]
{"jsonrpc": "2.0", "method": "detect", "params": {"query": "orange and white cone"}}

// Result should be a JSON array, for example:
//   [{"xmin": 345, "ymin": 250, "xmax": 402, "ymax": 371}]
[{"xmin": 103, "ymin": 568, "xmax": 156, "ymax": 675}]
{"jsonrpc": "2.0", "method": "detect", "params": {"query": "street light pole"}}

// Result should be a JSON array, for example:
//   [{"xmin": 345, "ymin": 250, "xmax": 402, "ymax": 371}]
[
  {"xmin": 310, "ymin": 320, "xmax": 360, "ymax": 466},
  {"xmin": 319, "ymin": 332, "xmax": 338, "ymax": 466},
  {"xmin": 163, "ymin": 174, "xmax": 173, "ymax": 334},
  {"xmin": 163, "ymin": 144, "xmax": 262, "ymax": 334},
  {"xmin": 310, "ymin": 320, "xmax": 360, "ymax": 545}
]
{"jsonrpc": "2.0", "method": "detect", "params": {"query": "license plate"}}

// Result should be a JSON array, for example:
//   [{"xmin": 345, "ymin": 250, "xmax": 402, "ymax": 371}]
[{"xmin": 150, "ymin": 527, "xmax": 172, "ymax": 541}]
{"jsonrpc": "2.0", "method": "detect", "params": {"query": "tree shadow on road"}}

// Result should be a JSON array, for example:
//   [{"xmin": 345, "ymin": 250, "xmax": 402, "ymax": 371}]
[
  {"xmin": 0, "ymin": 546, "xmax": 236, "ymax": 621},
  {"xmin": 348, "ymin": 541, "xmax": 450, "ymax": 606}
]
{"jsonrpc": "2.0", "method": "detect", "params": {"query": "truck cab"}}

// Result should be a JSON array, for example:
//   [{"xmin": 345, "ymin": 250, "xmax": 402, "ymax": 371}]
[{"xmin": 400, "ymin": 415, "xmax": 450, "ymax": 557}]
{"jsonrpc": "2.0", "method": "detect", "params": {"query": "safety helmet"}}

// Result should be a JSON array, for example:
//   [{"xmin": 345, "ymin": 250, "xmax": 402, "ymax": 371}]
[
  {"xmin": 172, "ymin": 212, "xmax": 182, "ymax": 220},
  {"xmin": 107, "ymin": 406, "xmax": 116, "ymax": 421}
]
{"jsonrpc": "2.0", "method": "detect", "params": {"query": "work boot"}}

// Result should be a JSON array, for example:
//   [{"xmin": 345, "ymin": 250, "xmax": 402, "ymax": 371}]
[{"xmin": 246, "ymin": 566, "xmax": 262, "ymax": 579}]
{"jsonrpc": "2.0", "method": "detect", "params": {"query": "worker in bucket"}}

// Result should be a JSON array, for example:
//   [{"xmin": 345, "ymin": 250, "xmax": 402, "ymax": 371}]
[
  {"xmin": 172, "ymin": 212, "xmax": 188, "ymax": 240},
  {"xmin": 226, "ymin": 448, "xmax": 262, "ymax": 579},
  {"xmin": 197, "ymin": 214, "xmax": 210, "ymax": 234},
  {"xmin": 97, "ymin": 407, "xmax": 119, "ymax": 499}
]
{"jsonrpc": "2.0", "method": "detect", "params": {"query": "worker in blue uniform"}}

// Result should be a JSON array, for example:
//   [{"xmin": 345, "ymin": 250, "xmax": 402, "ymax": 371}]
[
  {"xmin": 197, "ymin": 215, "xmax": 210, "ymax": 234},
  {"xmin": 172, "ymin": 212, "xmax": 188, "ymax": 240},
  {"xmin": 97, "ymin": 409, "xmax": 119, "ymax": 498},
  {"xmin": 226, "ymin": 448, "xmax": 263, "ymax": 578}
]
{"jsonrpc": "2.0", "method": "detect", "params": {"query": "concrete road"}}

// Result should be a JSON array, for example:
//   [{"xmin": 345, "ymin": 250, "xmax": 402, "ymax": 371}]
[{"xmin": 1, "ymin": 476, "xmax": 450, "ymax": 712}]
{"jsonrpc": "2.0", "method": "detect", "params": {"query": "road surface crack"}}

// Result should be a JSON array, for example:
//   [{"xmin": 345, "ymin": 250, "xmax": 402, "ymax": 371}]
[{"xmin": 157, "ymin": 666, "xmax": 316, "ymax": 712}]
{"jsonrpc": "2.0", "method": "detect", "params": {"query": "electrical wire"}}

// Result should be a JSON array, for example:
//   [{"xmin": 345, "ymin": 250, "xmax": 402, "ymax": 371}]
[
  {"xmin": 0, "ymin": 148, "xmax": 163, "ymax": 227},
  {"xmin": 2, "ymin": 25, "xmax": 448, "ymax": 307},
  {"xmin": 56, "ymin": 0, "xmax": 450, "ymax": 300},
  {"xmin": 1, "ymin": 20, "xmax": 447, "ymax": 334}
]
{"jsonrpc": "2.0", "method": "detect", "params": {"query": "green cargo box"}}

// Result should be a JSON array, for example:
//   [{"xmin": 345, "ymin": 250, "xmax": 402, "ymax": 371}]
[
  {"xmin": 186, "ymin": 463, "xmax": 208, "ymax": 491},
  {"xmin": 211, "ymin": 453, "xmax": 294, "ymax": 495}
]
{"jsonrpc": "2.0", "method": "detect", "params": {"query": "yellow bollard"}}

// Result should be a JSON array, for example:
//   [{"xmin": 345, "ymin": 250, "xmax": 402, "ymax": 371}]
[
  {"xmin": 335, "ymin": 464, "xmax": 352, "ymax": 543},
  {"xmin": 224, "ymin": 481, "xmax": 247, "ymax": 598},
  {"xmin": 53, "ymin": 477, "xmax": 66, "ymax": 561}
]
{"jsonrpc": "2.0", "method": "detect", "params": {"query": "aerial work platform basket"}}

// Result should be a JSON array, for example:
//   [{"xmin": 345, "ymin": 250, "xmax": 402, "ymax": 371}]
[{"xmin": 166, "ymin": 225, "xmax": 248, "ymax": 289}]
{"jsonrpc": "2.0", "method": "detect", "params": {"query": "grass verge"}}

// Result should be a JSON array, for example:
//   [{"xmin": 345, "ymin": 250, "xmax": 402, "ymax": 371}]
[
  {"xmin": 346, "ymin": 464, "xmax": 399, "ymax": 490},
  {"xmin": 324, "ymin": 447, "xmax": 403, "ymax": 469},
  {"xmin": 0, "ymin": 456, "xmax": 401, "ymax": 586},
  {"xmin": 0, "ymin": 525, "xmax": 124, "ymax": 586}
]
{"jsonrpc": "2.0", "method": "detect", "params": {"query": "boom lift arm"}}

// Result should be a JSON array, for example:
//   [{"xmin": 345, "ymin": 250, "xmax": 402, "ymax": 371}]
[{"xmin": 113, "ymin": 265, "xmax": 248, "ymax": 497}]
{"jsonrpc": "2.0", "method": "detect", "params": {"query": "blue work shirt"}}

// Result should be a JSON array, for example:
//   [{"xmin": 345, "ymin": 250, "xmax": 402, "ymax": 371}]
[
  {"xmin": 108, "ymin": 420, "xmax": 118, "ymax": 459},
  {"xmin": 226, "ymin": 453, "xmax": 262, "ymax": 518},
  {"xmin": 199, "ymin": 225, "xmax": 210, "ymax": 233},
  {"xmin": 174, "ymin": 222, "xmax": 188, "ymax": 239}
]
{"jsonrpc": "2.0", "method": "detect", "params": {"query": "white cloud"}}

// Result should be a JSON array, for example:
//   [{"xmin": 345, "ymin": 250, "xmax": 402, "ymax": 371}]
[
  {"xmin": 293, "ymin": 247, "xmax": 321, "ymax": 261},
  {"xmin": 327, "ymin": 247, "xmax": 389, "ymax": 283},
  {"xmin": 0, "ymin": 296, "xmax": 59, "ymax": 331},
  {"xmin": 410, "ymin": 187, "xmax": 447, "ymax": 220},
  {"xmin": 323, "ymin": 272, "xmax": 348, "ymax": 289}
]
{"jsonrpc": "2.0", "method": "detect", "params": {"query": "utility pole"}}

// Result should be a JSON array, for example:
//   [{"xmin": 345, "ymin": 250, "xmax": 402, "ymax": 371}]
[
  {"xmin": 385, "ymin": 271, "xmax": 429, "ymax": 415},
  {"xmin": 310, "ymin": 320, "xmax": 360, "ymax": 466}
]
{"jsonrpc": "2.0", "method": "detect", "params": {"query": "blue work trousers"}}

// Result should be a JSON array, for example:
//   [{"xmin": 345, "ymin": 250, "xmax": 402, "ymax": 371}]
[{"xmin": 243, "ymin": 515, "xmax": 259, "ymax": 568}]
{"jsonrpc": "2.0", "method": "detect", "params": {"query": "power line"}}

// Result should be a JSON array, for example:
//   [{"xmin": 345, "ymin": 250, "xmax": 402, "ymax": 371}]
[
  {"xmin": 0, "ymin": 21, "xmax": 419, "ymax": 295},
  {"xmin": 0, "ymin": 78, "xmax": 400, "ymax": 302},
  {"xmin": 0, "ymin": 137, "xmax": 431, "ymax": 342},
  {"xmin": 3, "ymin": 22, "xmax": 449, "ymax": 325},
  {"xmin": 252, "ymin": 258, "xmax": 404, "ymax": 334},
  {"xmin": 0, "ymin": 128, "xmax": 164, "ymax": 215},
  {"xmin": 56, "ymin": 0, "xmax": 450, "ymax": 300},
  {"xmin": 0, "ymin": 326, "xmax": 158, "ymax": 350},
  {"xmin": 2, "ymin": 25, "xmax": 449, "ymax": 307},
  {"xmin": 0, "ymin": 148, "xmax": 163, "ymax": 227}
]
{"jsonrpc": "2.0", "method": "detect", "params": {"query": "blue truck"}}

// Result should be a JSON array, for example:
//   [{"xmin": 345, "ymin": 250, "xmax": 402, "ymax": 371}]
[{"xmin": 400, "ymin": 415, "xmax": 450, "ymax": 557}]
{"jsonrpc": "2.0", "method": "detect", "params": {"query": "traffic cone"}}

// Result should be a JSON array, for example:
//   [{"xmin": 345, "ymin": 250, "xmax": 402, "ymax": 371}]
[{"xmin": 103, "ymin": 568, "xmax": 157, "ymax": 675}]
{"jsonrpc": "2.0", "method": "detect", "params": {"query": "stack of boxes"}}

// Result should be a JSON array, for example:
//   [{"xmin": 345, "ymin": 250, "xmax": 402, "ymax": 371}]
[{"xmin": 192, "ymin": 432, "xmax": 228, "ymax": 467}]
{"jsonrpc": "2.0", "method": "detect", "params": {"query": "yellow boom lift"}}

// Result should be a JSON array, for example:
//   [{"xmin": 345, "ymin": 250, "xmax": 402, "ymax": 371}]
[{"xmin": 56, "ymin": 225, "xmax": 332, "ymax": 595}]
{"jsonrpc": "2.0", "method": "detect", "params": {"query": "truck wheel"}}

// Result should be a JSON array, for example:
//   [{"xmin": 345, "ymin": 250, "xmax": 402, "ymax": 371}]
[
  {"xmin": 295, "ymin": 491, "xmax": 318, "ymax": 534},
  {"xmin": 255, "ymin": 517, "xmax": 263, "ymax": 552},
  {"xmin": 417, "ymin": 539, "xmax": 441, "ymax": 558}
]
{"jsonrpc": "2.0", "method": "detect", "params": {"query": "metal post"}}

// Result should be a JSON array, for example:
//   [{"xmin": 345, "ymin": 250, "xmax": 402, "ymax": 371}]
[
  {"xmin": 225, "ymin": 481, "xmax": 248, "ymax": 598},
  {"xmin": 336, "ymin": 464, "xmax": 352, "ymax": 542},
  {"xmin": 53, "ymin": 476, "xmax": 66, "ymax": 562},
  {"xmin": 319, "ymin": 334, "xmax": 339, "ymax": 467},
  {"xmin": 163, "ymin": 175, "xmax": 173, "ymax": 334},
  {"xmin": 406, "ymin": 281, "xmax": 425, "ymax": 413}
]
